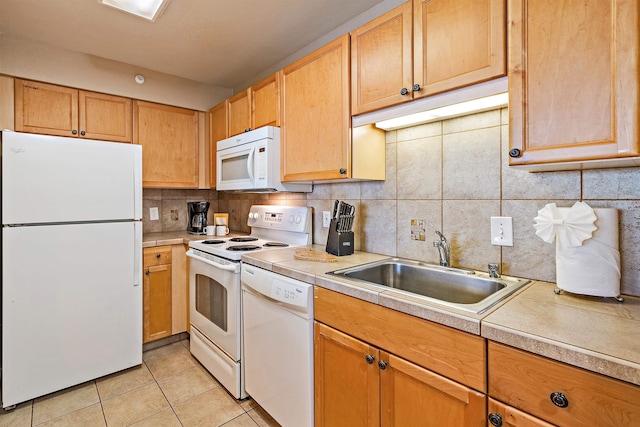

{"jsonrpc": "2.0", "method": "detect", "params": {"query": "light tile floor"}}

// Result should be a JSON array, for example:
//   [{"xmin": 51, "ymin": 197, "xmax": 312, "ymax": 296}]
[{"xmin": 0, "ymin": 339, "xmax": 281, "ymax": 426}]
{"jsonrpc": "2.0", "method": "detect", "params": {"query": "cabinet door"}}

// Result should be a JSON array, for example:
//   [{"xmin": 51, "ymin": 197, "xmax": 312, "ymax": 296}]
[
  {"xmin": 281, "ymin": 34, "xmax": 351, "ymax": 181},
  {"xmin": 79, "ymin": 90, "xmax": 132, "ymax": 143},
  {"xmin": 133, "ymin": 100, "xmax": 199, "ymax": 188},
  {"xmin": 508, "ymin": 0, "xmax": 640, "ymax": 166},
  {"xmin": 209, "ymin": 100, "xmax": 228, "ymax": 188},
  {"xmin": 380, "ymin": 351, "xmax": 486, "ymax": 426},
  {"xmin": 143, "ymin": 263, "xmax": 172, "ymax": 343},
  {"xmin": 351, "ymin": 1, "xmax": 413, "ymax": 115},
  {"xmin": 487, "ymin": 398, "xmax": 555, "ymax": 427},
  {"xmin": 414, "ymin": 0, "xmax": 506, "ymax": 98},
  {"xmin": 315, "ymin": 322, "xmax": 380, "ymax": 427},
  {"xmin": 228, "ymin": 89, "xmax": 251, "ymax": 136},
  {"xmin": 251, "ymin": 72, "xmax": 280, "ymax": 129},
  {"xmin": 14, "ymin": 79, "xmax": 78, "ymax": 137}
]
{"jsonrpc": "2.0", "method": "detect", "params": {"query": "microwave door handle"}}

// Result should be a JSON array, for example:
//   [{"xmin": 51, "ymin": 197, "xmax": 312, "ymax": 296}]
[{"xmin": 247, "ymin": 146, "xmax": 256, "ymax": 182}]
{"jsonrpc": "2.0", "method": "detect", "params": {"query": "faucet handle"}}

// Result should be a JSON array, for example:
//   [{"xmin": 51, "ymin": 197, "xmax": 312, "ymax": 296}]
[{"xmin": 488, "ymin": 263, "xmax": 501, "ymax": 278}]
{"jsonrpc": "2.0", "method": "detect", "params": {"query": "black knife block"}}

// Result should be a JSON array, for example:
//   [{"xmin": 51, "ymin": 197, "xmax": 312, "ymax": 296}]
[{"xmin": 326, "ymin": 219, "xmax": 354, "ymax": 256}]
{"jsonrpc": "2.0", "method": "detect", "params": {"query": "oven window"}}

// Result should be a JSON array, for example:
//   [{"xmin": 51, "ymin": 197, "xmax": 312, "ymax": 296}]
[
  {"xmin": 195, "ymin": 274, "xmax": 228, "ymax": 332},
  {"xmin": 221, "ymin": 155, "xmax": 249, "ymax": 181}
]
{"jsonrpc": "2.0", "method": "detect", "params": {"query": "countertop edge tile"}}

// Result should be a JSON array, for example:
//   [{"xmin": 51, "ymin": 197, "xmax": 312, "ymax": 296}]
[
  {"xmin": 482, "ymin": 321, "xmax": 640, "ymax": 386},
  {"xmin": 315, "ymin": 275, "xmax": 380, "ymax": 304}
]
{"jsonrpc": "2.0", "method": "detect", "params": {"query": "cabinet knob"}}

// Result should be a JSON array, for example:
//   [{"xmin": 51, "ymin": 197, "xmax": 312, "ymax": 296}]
[
  {"xmin": 339, "ymin": 168, "xmax": 347, "ymax": 174},
  {"xmin": 145, "ymin": 270, "xmax": 150, "ymax": 276},
  {"xmin": 487, "ymin": 413, "xmax": 503, "ymax": 427},
  {"xmin": 412, "ymin": 84, "xmax": 421, "ymax": 92},
  {"xmin": 80, "ymin": 130, "xmax": 86, "ymax": 136},
  {"xmin": 244, "ymin": 128, "xmax": 252, "ymax": 133},
  {"xmin": 72, "ymin": 129, "xmax": 78, "ymax": 135},
  {"xmin": 156, "ymin": 253, "xmax": 161, "ymax": 258},
  {"xmin": 378, "ymin": 360, "xmax": 388, "ymax": 370},
  {"xmin": 508, "ymin": 148, "xmax": 522, "ymax": 158},
  {"xmin": 550, "ymin": 392, "xmax": 569, "ymax": 408},
  {"xmin": 400, "ymin": 87, "xmax": 409, "ymax": 96},
  {"xmin": 365, "ymin": 354, "xmax": 375, "ymax": 364}
]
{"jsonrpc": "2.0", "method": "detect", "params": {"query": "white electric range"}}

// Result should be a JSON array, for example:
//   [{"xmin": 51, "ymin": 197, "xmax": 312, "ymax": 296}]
[{"xmin": 186, "ymin": 205, "xmax": 312, "ymax": 399}]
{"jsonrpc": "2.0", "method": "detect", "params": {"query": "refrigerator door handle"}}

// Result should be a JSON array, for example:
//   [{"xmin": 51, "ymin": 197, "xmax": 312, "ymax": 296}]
[
  {"xmin": 133, "ymin": 222, "xmax": 142, "ymax": 286},
  {"xmin": 133, "ymin": 146, "xmax": 143, "ymax": 220}
]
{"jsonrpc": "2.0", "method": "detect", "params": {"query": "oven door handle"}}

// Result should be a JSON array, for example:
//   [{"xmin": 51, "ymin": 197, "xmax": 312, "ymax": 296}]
[{"xmin": 187, "ymin": 250, "xmax": 239, "ymax": 272}]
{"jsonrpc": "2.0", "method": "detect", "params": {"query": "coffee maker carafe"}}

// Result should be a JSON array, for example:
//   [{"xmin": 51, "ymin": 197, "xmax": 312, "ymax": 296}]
[{"xmin": 188, "ymin": 201, "xmax": 210, "ymax": 234}]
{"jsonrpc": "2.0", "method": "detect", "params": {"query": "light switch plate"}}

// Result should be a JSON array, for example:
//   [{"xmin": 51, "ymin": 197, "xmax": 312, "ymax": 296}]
[
  {"xmin": 491, "ymin": 216, "xmax": 513, "ymax": 246},
  {"xmin": 322, "ymin": 211, "xmax": 331, "ymax": 228},
  {"xmin": 150, "ymin": 207, "xmax": 159, "ymax": 221}
]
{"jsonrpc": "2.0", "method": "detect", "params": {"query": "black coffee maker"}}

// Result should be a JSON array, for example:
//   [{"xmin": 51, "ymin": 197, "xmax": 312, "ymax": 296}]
[{"xmin": 188, "ymin": 201, "xmax": 210, "ymax": 234}]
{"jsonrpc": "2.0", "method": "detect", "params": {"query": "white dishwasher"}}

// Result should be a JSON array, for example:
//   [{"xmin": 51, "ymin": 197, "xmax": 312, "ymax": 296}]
[{"xmin": 241, "ymin": 263, "xmax": 314, "ymax": 427}]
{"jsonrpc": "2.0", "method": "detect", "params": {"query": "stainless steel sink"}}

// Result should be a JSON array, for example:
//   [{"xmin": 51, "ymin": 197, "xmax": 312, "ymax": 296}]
[{"xmin": 328, "ymin": 258, "xmax": 530, "ymax": 314}]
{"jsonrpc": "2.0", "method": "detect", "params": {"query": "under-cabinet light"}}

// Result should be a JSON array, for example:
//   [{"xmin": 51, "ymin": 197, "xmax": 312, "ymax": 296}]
[
  {"xmin": 99, "ymin": 0, "xmax": 170, "ymax": 21},
  {"xmin": 375, "ymin": 92, "xmax": 509, "ymax": 131}
]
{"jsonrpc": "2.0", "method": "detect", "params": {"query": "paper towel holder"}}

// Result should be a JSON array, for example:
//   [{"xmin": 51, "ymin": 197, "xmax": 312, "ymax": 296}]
[{"xmin": 553, "ymin": 288, "xmax": 624, "ymax": 302}]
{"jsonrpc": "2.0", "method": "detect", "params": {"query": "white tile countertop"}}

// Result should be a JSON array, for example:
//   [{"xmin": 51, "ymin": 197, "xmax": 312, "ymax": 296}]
[{"xmin": 241, "ymin": 244, "xmax": 640, "ymax": 387}]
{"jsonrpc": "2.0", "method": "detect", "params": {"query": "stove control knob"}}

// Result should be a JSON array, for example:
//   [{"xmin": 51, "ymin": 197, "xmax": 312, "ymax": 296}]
[
  {"xmin": 288, "ymin": 214, "xmax": 295, "ymax": 223},
  {"xmin": 249, "ymin": 212, "xmax": 257, "ymax": 220},
  {"xmin": 295, "ymin": 215, "xmax": 302, "ymax": 224}
]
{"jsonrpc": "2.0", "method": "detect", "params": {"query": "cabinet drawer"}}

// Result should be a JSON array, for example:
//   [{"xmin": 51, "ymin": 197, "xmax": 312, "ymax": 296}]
[
  {"xmin": 314, "ymin": 286, "xmax": 486, "ymax": 392},
  {"xmin": 488, "ymin": 342, "xmax": 640, "ymax": 427},
  {"xmin": 143, "ymin": 246, "xmax": 172, "ymax": 267}
]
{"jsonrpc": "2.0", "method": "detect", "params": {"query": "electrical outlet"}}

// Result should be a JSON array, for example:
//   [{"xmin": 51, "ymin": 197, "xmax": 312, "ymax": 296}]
[
  {"xmin": 150, "ymin": 207, "xmax": 159, "ymax": 221},
  {"xmin": 322, "ymin": 211, "xmax": 331, "ymax": 228},
  {"xmin": 491, "ymin": 216, "xmax": 513, "ymax": 246}
]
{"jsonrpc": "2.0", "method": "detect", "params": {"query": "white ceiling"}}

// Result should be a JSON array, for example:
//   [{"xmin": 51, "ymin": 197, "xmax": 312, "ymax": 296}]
[{"xmin": 0, "ymin": 0, "xmax": 384, "ymax": 89}]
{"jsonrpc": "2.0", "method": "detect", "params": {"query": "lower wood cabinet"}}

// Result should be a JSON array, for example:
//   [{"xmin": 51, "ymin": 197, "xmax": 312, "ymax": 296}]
[
  {"xmin": 314, "ymin": 286, "xmax": 487, "ymax": 427},
  {"xmin": 142, "ymin": 245, "xmax": 189, "ymax": 344},
  {"xmin": 488, "ymin": 341, "xmax": 640, "ymax": 427}
]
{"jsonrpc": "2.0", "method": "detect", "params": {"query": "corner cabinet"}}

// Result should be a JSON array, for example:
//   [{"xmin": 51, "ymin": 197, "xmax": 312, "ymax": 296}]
[
  {"xmin": 507, "ymin": 0, "xmax": 640, "ymax": 170},
  {"xmin": 281, "ymin": 34, "xmax": 351, "ymax": 181},
  {"xmin": 314, "ymin": 287, "xmax": 486, "ymax": 427},
  {"xmin": 488, "ymin": 342, "xmax": 640, "ymax": 427},
  {"xmin": 351, "ymin": 0, "xmax": 506, "ymax": 115},
  {"xmin": 133, "ymin": 100, "xmax": 199, "ymax": 188},
  {"xmin": 14, "ymin": 79, "xmax": 132, "ymax": 142}
]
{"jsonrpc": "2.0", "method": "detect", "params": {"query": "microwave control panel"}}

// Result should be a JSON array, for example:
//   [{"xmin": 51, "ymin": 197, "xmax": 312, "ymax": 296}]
[{"xmin": 256, "ymin": 146, "xmax": 267, "ymax": 180}]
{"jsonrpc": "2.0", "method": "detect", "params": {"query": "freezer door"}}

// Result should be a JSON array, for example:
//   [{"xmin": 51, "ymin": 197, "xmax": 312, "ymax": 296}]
[
  {"xmin": 2, "ymin": 221, "xmax": 143, "ymax": 408},
  {"xmin": 2, "ymin": 131, "xmax": 142, "ymax": 224}
]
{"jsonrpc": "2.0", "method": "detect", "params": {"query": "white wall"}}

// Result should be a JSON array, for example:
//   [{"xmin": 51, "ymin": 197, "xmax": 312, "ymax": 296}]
[{"xmin": 0, "ymin": 35, "xmax": 232, "ymax": 111}]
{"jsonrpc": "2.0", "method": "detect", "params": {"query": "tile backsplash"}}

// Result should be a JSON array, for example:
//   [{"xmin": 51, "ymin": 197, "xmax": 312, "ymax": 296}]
[
  {"xmin": 145, "ymin": 108, "xmax": 640, "ymax": 297},
  {"xmin": 307, "ymin": 108, "xmax": 640, "ymax": 297}
]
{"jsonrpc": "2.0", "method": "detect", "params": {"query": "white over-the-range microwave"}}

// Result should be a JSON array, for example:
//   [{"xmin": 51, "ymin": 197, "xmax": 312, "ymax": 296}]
[{"xmin": 216, "ymin": 126, "xmax": 312, "ymax": 193}]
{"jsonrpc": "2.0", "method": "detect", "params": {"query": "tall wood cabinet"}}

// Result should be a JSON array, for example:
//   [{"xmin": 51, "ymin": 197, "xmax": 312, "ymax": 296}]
[
  {"xmin": 143, "ymin": 246, "xmax": 173, "ymax": 343},
  {"xmin": 507, "ymin": 0, "xmax": 640, "ymax": 169},
  {"xmin": 14, "ymin": 79, "xmax": 132, "ymax": 142},
  {"xmin": 281, "ymin": 34, "xmax": 351, "ymax": 181},
  {"xmin": 133, "ymin": 100, "xmax": 199, "ymax": 188},
  {"xmin": 351, "ymin": 0, "xmax": 506, "ymax": 115},
  {"xmin": 314, "ymin": 287, "xmax": 487, "ymax": 427}
]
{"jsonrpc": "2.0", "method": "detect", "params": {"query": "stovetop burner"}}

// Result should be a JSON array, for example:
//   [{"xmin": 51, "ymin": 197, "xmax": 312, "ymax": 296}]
[
  {"xmin": 263, "ymin": 242, "xmax": 289, "ymax": 247},
  {"xmin": 202, "ymin": 239, "xmax": 225, "ymax": 244},
  {"xmin": 227, "ymin": 244, "xmax": 262, "ymax": 251},
  {"xmin": 229, "ymin": 237, "xmax": 259, "ymax": 242}
]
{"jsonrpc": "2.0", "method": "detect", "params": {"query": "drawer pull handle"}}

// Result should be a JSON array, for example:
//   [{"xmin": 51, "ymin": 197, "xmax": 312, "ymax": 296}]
[
  {"xmin": 365, "ymin": 354, "xmax": 375, "ymax": 364},
  {"xmin": 488, "ymin": 413, "xmax": 503, "ymax": 427},
  {"xmin": 378, "ymin": 360, "xmax": 388, "ymax": 370},
  {"xmin": 550, "ymin": 392, "xmax": 569, "ymax": 408},
  {"xmin": 156, "ymin": 253, "xmax": 161, "ymax": 258}
]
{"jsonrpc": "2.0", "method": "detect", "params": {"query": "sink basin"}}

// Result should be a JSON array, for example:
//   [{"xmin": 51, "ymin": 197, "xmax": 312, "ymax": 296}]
[{"xmin": 328, "ymin": 258, "xmax": 530, "ymax": 314}]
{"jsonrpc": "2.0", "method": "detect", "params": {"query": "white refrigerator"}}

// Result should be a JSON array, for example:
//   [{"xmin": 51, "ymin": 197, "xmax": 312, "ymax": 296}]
[{"xmin": 1, "ymin": 131, "xmax": 143, "ymax": 409}]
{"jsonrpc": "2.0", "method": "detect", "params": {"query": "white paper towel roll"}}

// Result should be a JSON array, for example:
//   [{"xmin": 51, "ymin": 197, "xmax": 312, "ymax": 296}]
[{"xmin": 556, "ymin": 207, "xmax": 620, "ymax": 297}]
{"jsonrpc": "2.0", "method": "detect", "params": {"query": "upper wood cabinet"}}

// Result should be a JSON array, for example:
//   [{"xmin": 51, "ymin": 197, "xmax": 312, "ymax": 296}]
[
  {"xmin": 351, "ymin": 0, "xmax": 506, "ymax": 115},
  {"xmin": 227, "ymin": 72, "xmax": 280, "ymax": 137},
  {"xmin": 508, "ymin": 0, "xmax": 640, "ymax": 170},
  {"xmin": 14, "ymin": 79, "xmax": 132, "ymax": 142},
  {"xmin": 208, "ymin": 100, "xmax": 228, "ymax": 188},
  {"xmin": 133, "ymin": 100, "xmax": 199, "ymax": 188},
  {"xmin": 281, "ymin": 34, "xmax": 352, "ymax": 181}
]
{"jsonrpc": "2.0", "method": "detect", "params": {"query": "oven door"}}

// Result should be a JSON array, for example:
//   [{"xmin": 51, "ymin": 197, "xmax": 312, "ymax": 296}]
[{"xmin": 187, "ymin": 250, "xmax": 241, "ymax": 361}]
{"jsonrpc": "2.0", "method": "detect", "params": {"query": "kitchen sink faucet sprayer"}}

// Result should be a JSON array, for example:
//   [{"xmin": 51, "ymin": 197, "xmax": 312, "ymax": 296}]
[{"xmin": 433, "ymin": 231, "xmax": 450, "ymax": 267}]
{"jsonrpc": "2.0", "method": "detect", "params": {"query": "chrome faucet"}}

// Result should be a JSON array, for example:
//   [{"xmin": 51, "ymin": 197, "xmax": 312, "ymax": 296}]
[
  {"xmin": 488, "ymin": 263, "xmax": 501, "ymax": 279},
  {"xmin": 433, "ymin": 231, "xmax": 450, "ymax": 267}
]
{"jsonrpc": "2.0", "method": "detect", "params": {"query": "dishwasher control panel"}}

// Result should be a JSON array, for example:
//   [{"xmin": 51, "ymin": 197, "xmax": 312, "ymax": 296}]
[
  {"xmin": 270, "ymin": 278, "xmax": 309, "ymax": 307},
  {"xmin": 241, "ymin": 264, "xmax": 313, "ymax": 313}
]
